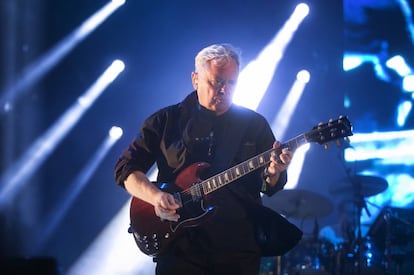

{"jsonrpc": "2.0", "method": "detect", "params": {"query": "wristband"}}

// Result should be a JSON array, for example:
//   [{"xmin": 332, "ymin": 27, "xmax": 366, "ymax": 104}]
[{"xmin": 263, "ymin": 166, "xmax": 278, "ymax": 179}]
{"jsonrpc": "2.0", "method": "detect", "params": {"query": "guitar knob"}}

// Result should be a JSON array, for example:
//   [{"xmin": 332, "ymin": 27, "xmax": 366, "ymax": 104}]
[{"xmin": 164, "ymin": 233, "xmax": 170, "ymax": 239}]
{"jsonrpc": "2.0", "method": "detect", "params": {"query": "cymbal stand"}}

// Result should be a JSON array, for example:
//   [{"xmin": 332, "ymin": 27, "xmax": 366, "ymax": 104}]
[
  {"xmin": 353, "ymin": 180, "xmax": 371, "ymax": 275},
  {"xmin": 384, "ymin": 207, "xmax": 392, "ymax": 275}
]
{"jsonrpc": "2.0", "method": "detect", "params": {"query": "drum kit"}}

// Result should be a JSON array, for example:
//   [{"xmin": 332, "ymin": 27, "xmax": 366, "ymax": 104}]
[{"xmin": 260, "ymin": 175, "xmax": 413, "ymax": 275}]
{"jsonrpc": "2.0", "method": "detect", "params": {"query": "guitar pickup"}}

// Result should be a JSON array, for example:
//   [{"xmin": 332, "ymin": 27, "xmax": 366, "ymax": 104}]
[{"xmin": 173, "ymin": 192, "xmax": 183, "ymax": 208}]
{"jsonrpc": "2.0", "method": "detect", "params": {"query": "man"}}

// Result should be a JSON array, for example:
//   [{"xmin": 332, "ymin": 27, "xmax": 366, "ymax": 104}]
[{"xmin": 114, "ymin": 43, "xmax": 294, "ymax": 274}]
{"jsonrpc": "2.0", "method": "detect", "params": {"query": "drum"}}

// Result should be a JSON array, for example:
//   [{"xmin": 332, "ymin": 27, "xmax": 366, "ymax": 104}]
[
  {"xmin": 336, "ymin": 237, "xmax": 385, "ymax": 274},
  {"xmin": 283, "ymin": 237, "xmax": 336, "ymax": 275}
]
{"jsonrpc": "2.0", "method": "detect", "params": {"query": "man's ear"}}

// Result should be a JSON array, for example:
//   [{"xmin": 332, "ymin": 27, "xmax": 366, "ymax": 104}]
[{"xmin": 191, "ymin": 72, "xmax": 198, "ymax": 90}]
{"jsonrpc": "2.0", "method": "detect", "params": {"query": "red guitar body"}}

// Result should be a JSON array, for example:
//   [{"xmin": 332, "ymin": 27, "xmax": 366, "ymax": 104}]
[{"xmin": 129, "ymin": 162, "xmax": 215, "ymax": 256}]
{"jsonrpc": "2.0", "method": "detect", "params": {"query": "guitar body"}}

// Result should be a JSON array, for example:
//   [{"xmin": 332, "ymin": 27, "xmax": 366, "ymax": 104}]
[{"xmin": 129, "ymin": 162, "xmax": 215, "ymax": 256}]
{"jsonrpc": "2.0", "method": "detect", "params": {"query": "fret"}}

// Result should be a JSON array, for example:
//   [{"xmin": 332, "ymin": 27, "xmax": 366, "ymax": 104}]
[
  {"xmin": 235, "ymin": 167, "xmax": 241, "ymax": 177},
  {"xmin": 206, "ymin": 180, "xmax": 212, "ymax": 192},
  {"xmin": 248, "ymin": 159, "xmax": 255, "ymax": 170},
  {"xmin": 224, "ymin": 172, "xmax": 230, "ymax": 182},
  {"xmin": 241, "ymin": 162, "xmax": 248, "ymax": 175},
  {"xmin": 258, "ymin": 154, "xmax": 265, "ymax": 165},
  {"xmin": 229, "ymin": 169, "xmax": 234, "ymax": 181},
  {"xmin": 284, "ymin": 134, "xmax": 307, "ymax": 152},
  {"xmin": 217, "ymin": 175, "xmax": 223, "ymax": 185},
  {"xmin": 212, "ymin": 178, "xmax": 217, "ymax": 188},
  {"xmin": 253, "ymin": 156, "xmax": 260, "ymax": 168}
]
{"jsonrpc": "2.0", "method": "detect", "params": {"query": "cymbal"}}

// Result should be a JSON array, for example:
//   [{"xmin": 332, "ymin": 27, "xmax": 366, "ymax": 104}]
[
  {"xmin": 330, "ymin": 175, "xmax": 388, "ymax": 197},
  {"xmin": 262, "ymin": 189, "xmax": 333, "ymax": 219}
]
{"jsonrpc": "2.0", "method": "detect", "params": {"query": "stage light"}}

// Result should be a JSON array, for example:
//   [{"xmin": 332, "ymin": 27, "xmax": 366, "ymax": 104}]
[
  {"xmin": 396, "ymin": 100, "xmax": 412, "ymax": 127},
  {"xmin": 271, "ymin": 70, "xmax": 309, "ymax": 140},
  {"xmin": 343, "ymin": 55, "xmax": 364, "ymax": 71},
  {"xmin": 34, "ymin": 127, "xmax": 123, "ymax": 252},
  {"xmin": 296, "ymin": 69, "xmax": 310, "ymax": 83},
  {"xmin": 109, "ymin": 126, "xmax": 123, "ymax": 140},
  {"xmin": 233, "ymin": 3, "xmax": 309, "ymax": 110},
  {"xmin": 112, "ymin": 0, "xmax": 126, "ymax": 5},
  {"xmin": 270, "ymin": 70, "xmax": 310, "ymax": 189},
  {"xmin": 386, "ymin": 55, "xmax": 411, "ymax": 77},
  {"xmin": 68, "ymin": 201, "xmax": 155, "ymax": 275},
  {"xmin": 0, "ymin": 0, "xmax": 125, "ymax": 112},
  {"xmin": 344, "ymin": 95, "xmax": 351, "ymax": 109},
  {"xmin": 68, "ymin": 169, "xmax": 159, "ymax": 275},
  {"xmin": 295, "ymin": 3, "xmax": 310, "ymax": 18},
  {"xmin": 389, "ymin": 174, "xmax": 414, "ymax": 207},
  {"xmin": 344, "ymin": 130, "xmax": 414, "ymax": 164},
  {"xmin": 0, "ymin": 60, "xmax": 125, "ymax": 210},
  {"xmin": 402, "ymin": 74, "xmax": 414, "ymax": 91},
  {"xmin": 284, "ymin": 144, "xmax": 310, "ymax": 190},
  {"xmin": 396, "ymin": 0, "xmax": 414, "ymax": 45},
  {"xmin": 343, "ymin": 53, "xmax": 377, "ymax": 71}
]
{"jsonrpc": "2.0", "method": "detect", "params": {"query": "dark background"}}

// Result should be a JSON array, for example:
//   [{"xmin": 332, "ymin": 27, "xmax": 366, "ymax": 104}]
[{"xmin": 1, "ymin": 0, "xmax": 413, "ymax": 274}]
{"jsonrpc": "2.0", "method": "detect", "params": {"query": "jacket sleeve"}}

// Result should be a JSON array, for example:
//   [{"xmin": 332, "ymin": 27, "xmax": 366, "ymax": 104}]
[
  {"xmin": 260, "ymin": 170, "xmax": 288, "ymax": 196},
  {"xmin": 114, "ymin": 112, "xmax": 162, "ymax": 188}
]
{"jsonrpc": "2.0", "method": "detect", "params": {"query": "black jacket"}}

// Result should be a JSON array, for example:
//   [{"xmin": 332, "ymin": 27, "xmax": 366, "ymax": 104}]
[{"xmin": 114, "ymin": 91, "xmax": 287, "ymax": 253}]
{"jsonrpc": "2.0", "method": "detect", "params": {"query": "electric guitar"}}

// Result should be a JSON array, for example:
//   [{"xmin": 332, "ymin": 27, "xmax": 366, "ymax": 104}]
[{"xmin": 129, "ymin": 116, "xmax": 353, "ymax": 256}]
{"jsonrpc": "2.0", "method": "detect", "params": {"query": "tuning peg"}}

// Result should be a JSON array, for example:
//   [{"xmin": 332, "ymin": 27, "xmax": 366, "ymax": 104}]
[
  {"xmin": 324, "ymin": 143, "xmax": 330, "ymax": 150},
  {"xmin": 336, "ymin": 139, "xmax": 341, "ymax": 147}
]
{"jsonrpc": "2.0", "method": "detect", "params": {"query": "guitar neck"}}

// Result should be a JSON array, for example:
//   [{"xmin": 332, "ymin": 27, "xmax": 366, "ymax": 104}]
[{"xmin": 200, "ymin": 133, "xmax": 309, "ymax": 195}]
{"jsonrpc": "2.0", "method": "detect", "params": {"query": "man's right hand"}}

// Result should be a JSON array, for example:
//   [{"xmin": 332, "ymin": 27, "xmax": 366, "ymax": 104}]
[
  {"xmin": 124, "ymin": 171, "xmax": 181, "ymax": 222},
  {"xmin": 153, "ymin": 192, "xmax": 181, "ymax": 222}
]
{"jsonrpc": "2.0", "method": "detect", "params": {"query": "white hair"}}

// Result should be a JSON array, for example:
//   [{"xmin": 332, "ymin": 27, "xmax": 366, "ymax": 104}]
[{"xmin": 194, "ymin": 43, "xmax": 240, "ymax": 72}]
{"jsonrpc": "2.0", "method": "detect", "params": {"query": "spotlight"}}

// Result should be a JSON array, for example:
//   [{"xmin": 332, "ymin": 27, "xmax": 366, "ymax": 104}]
[
  {"xmin": 112, "ymin": 0, "xmax": 126, "ymax": 6},
  {"xmin": 109, "ymin": 126, "xmax": 123, "ymax": 140},
  {"xmin": 386, "ymin": 55, "xmax": 411, "ymax": 77},
  {"xmin": 295, "ymin": 3, "xmax": 310, "ymax": 18},
  {"xmin": 402, "ymin": 74, "xmax": 414, "ymax": 92},
  {"xmin": 296, "ymin": 70, "xmax": 310, "ymax": 83}
]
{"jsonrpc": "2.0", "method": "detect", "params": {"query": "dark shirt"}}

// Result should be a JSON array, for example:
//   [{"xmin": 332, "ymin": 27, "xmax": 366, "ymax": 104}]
[{"xmin": 114, "ymin": 91, "xmax": 287, "ymax": 254}]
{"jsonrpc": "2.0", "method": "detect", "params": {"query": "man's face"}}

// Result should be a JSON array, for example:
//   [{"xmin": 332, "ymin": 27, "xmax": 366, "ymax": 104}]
[{"xmin": 192, "ymin": 60, "xmax": 239, "ymax": 116}]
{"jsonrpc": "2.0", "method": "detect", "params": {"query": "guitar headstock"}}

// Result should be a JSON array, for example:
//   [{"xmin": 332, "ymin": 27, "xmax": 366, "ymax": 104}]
[{"xmin": 308, "ymin": 116, "xmax": 353, "ymax": 147}]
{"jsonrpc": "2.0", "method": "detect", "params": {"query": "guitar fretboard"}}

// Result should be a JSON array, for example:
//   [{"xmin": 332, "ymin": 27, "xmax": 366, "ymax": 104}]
[{"xmin": 198, "ymin": 133, "xmax": 309, "ymax": 195}]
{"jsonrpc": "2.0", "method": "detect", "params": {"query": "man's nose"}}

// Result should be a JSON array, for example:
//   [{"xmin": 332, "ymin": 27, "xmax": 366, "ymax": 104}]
[{"xmin": 217, "ymin": 80, "xmax": 234, "ymax": 93}]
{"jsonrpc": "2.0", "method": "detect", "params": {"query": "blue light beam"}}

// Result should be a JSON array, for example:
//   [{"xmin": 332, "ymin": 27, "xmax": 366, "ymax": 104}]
[
  {"xmin": 33, "ymin": 127, "xmax": 123, "ymax": 252},
  {"xmin": 232, "ymin": 3, "xmax": 309, "ymax": 110},
  {"xmin": 0, "ymin": 0, "xmax": 125, "ymax": 112},
  {"xmin": 0, "ymin": 60, "xmax": 125, "ymax": 210}
]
